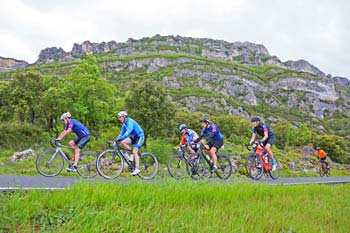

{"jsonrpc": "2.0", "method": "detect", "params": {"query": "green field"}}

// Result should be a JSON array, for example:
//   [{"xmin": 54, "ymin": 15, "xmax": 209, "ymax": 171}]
[{"xmin": 1, "ymin": 181, "xmax": 349, "ymax": 232}]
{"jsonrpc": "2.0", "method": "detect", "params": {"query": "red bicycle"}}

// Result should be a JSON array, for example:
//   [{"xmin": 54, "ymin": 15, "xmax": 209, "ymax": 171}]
[{"xmin": 245, "ymin": 141, "xmax": 280, "ymax": 180}]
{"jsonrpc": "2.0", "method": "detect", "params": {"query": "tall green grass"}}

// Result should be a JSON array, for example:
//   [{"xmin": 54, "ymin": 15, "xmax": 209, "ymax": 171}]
[{"xmin": 1, "ymin": 181, "xmax": 349, "ymax": 232}]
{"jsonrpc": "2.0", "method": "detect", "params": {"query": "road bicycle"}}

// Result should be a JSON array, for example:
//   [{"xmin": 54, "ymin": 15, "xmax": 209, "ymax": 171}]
[
  {"xmin": 36, "ymin": 138, "xmax": 97, "ymax": 178},
  {"xmin": 186, "ymin": 143, "xmax": 232, "ymax": 180},
  {"xmin": 318, "ymin": 158, "xmax": 330, "ymax": 177},
  {"xmin": 96, "ymin": 141, "xmax": 158, "ymax": 180},
  {"xmin": 245, "ymin": 141, "xmax": 280, "ymax": 180},
  {"xmin": 167, "ymin": 147, "xmax": 192, "ymax": 180}
]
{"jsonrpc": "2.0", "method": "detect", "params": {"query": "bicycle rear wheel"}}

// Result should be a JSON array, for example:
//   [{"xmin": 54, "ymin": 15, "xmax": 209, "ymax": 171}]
[
  {"xmin": 96, "ymin": 150, "xmax": 123, "ymax": 179},
  {"xmin": 186, "ymin": 154, "xmax": 207, "ymax": 180},
  {"xmin": 320, "ymin": 162, "xmax": 330, "ymax": 177},
  {"xmin": 216, "ymin": 154, "xmax": 233, "ymax": 179},
  {"xmin": 36, "ymin": 149, "xmax": 64, "ymax": 177},
  {"xmin": 167, "ymin": 155, "xmax": 188, "ymax": 180},
  {"xmin": 77, "ymin": 151, "xmax": 98, "ymax": 178},
  {"xmin": 245, "ymin": 154, "xmax": 263, "ymax": 180},
  {"xmin": 138, "ymin": 152, "xmax": 159, "ymax": 180},
  {"xmin": 269, "ymin": 158, "xmax": 281, "ymax": 179}
]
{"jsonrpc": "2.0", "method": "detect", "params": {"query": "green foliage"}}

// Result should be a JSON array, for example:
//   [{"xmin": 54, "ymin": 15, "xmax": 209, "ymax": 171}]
[
  {"xmin": 125, "ymin": 80, "xmax": 176, "ymax": 147},
  {"xmin": 314, "ymin": 135, "xmax": 348, "ymax": 163},
  {"xmin": 288, "ymin": 124, "xmax": 313, "ymax": 146},
  {"xmin": 272, "ymin": 120, "xmax": 291, "ymax": 149},
  {"xmin": 0, "ymin": 121, "xmax": 43, "ymax": 149}
]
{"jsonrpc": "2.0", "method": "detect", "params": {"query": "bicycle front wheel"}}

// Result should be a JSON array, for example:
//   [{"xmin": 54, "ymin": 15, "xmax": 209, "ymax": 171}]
[
  {"xmin": 96, "ymin": 150, "xmax": 123, "ymax": 179},
  {"xmin": 269, "ymin": 158, "xmax": 281, "ymax": 179},
  {"xmin": 216, "ymin": 154, "xmax": 233, "ymax": 180},
  {"xmin": 77, "ymin": 151, "xmax": 98, "ymax": 178},
  {"xmin": 167, "ymin": 155, "xmax": 188, "ymax": 180},
  {"xmin": 245, "ymin": 154, "xmax": 263, "ymax": 180},
  {"xmin": 36, "ymin": 149, "xmax": 64, "ymax": 177},
  {"xmin": 138, "ymin": 152, "xmax": 159, "ymax": 180}
]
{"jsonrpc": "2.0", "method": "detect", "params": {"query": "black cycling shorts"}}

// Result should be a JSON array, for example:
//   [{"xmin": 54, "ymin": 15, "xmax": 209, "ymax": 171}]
[{"xmin": 207, "ymin": 139, "xmax": 224, "ymax": 150}]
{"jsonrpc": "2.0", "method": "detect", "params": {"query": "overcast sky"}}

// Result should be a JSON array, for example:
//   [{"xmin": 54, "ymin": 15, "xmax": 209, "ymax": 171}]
[{"xmin": 0, "ymin": 0, "xmax": 349, "ymax": 77}]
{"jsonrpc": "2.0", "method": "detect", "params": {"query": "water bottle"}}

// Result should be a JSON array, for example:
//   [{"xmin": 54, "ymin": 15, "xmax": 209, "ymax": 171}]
[
  {"xmin": 263, "ymin": 152, "xmax": 269, "ymax": 163},
  {"xmin": 123, "ymin": 151, "xmax": 130, "ymax": 160},
  {"xmin": 204, "ymin": 153, "xmax": 210, "ymax": 161},
  {"xmin": 129, "ymin": 154, "xmax": 134, "ymax": 162}
]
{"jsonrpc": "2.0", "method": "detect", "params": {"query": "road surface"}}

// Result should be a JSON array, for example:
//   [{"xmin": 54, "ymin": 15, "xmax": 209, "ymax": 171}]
[{"xmin": 1, "ymin": 175, "xmax": 350, "ymax": 191}]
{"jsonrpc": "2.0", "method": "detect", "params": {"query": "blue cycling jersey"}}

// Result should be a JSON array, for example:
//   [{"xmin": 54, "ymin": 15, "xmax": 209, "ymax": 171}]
[
  {"xmin": 183, "ymin": 129, "xmax": 198, "ymax": 147},
  {"xmin": 117, "ymin": 117, "xmax": 144, "ymax": 140},
  {"xmin": 252, "ymin": 123, "xmax": 274, "ymax": 137},
  {"xmin": 65, "ymin": 119, "xmax": 90, "ymax": 138},
  {"xmin": 195, "ymin": 124, "xmax": 223, "ymax": 143}
]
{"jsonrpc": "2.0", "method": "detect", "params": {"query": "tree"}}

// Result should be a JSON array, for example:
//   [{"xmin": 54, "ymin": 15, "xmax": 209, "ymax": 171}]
[
  {"xmin": 272, "ymin": 120, "xmax": 291, "ymax": 150},
  {"xmin": 43, "ymin": 55, "xmax": 117, "ymax": 137},
  {"xmin": 125, "ymin": 80, "xmax": 176, "ymax": 147},
  {"xmin": 8, "ymin": 72, "xmax": 46, "ymax": 124},
  {"xmin": 315, "ymin": 135, "xmax": 348, "ymax": 163}
]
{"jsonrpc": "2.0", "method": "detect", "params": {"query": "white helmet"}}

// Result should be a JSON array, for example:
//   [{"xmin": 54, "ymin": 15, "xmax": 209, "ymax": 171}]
[
  {"xmin": 117, "ymin": 111, "xmax": 128, "ymax": 118},
  {"xmin": 60, "ymin": 112, "xmax": 71, "ymax": 121}
]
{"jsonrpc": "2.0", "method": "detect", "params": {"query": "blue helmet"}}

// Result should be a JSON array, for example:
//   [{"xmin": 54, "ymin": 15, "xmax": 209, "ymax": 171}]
[{"xmin": 200, "ymin": 117, "xmax": 210, "ymax": 123}]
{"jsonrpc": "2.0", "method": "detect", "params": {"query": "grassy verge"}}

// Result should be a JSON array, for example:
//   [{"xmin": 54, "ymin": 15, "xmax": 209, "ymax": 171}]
[{"xmin": 1, "ymin": 181, "xmax": 350, "ymax": 232}]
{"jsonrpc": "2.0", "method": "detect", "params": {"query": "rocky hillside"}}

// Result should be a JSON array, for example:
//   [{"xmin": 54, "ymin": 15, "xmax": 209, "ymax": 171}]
[
  {"xmin": 1, "ymin": 35, "xmax": 350, "ymax": 132},
  {"xmin": 0, "ymin": 56, "xmax": 28, "ymax": 72}
]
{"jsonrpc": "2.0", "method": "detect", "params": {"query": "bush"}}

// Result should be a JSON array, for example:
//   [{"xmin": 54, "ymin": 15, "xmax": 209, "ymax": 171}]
[{"xmin": 0, "ymin": 121, "xmax": 44, "ymax": 150}]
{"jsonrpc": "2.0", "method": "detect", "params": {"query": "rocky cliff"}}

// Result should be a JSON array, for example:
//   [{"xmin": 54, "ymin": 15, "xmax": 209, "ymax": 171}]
[
  {"xmin": 33, "ymin": 35, "xmax": 335, "ymax": 78},
  {"xmin": 0, "ymin": 56, "xmax": 28, "ymax": 71}
]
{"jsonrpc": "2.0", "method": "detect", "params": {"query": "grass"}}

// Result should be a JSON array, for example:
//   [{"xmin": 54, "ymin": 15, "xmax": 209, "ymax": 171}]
[{"xmin": 1, "ymin": 181, "xmax": 350, "ymax": 232}]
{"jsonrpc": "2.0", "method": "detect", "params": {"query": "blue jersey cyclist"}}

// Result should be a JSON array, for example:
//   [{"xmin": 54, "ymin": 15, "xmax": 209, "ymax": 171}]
[
  {"xmin": 57, "ymin": 112, "xmax": 90, "ymax": 172},
  {"xmin": 115, "ymin": 111, "xmax": 144, "ymax": 175},
  {"xmin": 193, "ymin": 118, "xmax": 224, "ymax": 173},
  {"xmin": 249, "ymin": 116, "xmax": 277, "ymax": 171},
  {"xmin": 178, "ymin": 124, "xmax": 199, "ymax": 155}
]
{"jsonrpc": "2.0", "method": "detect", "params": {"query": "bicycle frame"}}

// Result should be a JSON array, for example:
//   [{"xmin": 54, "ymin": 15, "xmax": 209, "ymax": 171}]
[
  {"xmin": 107, "ymin": 141, "xmax": 135, "ymax": 170},
  {"xmin": 49, "ymin": 140, "xmax": 74, "ymax": 165},
  {"xmin": 246, "ymin": 142, "xmax": 271, "ymax": 172}
]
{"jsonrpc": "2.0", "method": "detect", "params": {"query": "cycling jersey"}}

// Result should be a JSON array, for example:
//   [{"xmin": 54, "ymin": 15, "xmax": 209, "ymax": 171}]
[
  {"xmin": 195, "ymin": 124, "xmax": 224, "ymax": 143},
  {"xmin": 252, "ymin": 123, "xmax": 274, "ymax": 137},
  {"xmin": 315, "ymin": 150, "xmax": 327, "ymax": 159},
  {"xmin": 117, "ymin": 117, "xmax": 144, "ymax": 140},
  {"xmin": 65, "ymin": 119, "xmax": 90, "ymax": 138},
  {"xmin": 179, "ymin": 129, "xmax": 198, "ymax": 147}
]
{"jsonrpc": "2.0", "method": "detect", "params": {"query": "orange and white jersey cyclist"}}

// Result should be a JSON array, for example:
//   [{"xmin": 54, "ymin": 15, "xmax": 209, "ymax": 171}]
[
  {"xmin": 178, "ymin": 124, "xmax": 199, "ymax": 155},
  {"xmin": 315, "ymin": 147, "xmax": 329, "ymax": 169}
]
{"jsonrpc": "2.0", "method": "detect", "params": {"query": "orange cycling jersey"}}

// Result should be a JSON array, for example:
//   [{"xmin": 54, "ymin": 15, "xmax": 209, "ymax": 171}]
[
  {"xmin": 179, "ymin": 135, "xmax": 187, "ymax": 146},
  {"xmin": 315, "ymin": 150, "xmax": 327, "ymax": 159}
]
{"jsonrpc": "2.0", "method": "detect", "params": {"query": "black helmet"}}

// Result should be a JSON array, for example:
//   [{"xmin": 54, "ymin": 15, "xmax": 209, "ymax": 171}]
[
  {"xmin": 200, "ymin": 117, "xmax": 210, "ymax": 123},
  {"xmin": 251, "ymin": 116, "xmax": 261, "ymax": 122}
]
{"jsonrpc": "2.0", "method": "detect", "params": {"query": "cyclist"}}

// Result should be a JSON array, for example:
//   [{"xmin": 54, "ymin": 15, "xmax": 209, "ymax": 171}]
[
  {"xmin": 56, "ymin": 112, "xmax": 91, "ymax": 172},
  {"xmin": 315, "ymin": 147, "xmax": 329, "ymax": 169},
  {"xmin": 249, "ymin": 116, "xmax": 277, "ymax": 171},
  {"xmin": 114, "ymin": 111, "xmax": 144, "ymax": 175},
  {"xmin": 193, "ymin": 117, "xmax": 224, "ymax": 173},
  {"xmin": 178, "ymin": 124, "xmax": 199, "ymax": 155}
]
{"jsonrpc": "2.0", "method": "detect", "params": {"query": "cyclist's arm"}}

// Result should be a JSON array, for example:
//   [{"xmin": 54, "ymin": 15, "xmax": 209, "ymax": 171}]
[
  {"xmin": 194, "ymin": 129, "xmax": 206, "ymax": 143},
  {"xmin": 179, "ymin": 135, "xmax": 186, "ymax": 147},
  {"xmin": 249, "ymin": 133, "xmax": 257, "ymax": 145},
  {"xmin": 116, "ymin": 124, "xmax": 127, "ymax": 141},
  {"xmin": 57, "ymin": 127, "xmax": 72, "ymax": 140}
]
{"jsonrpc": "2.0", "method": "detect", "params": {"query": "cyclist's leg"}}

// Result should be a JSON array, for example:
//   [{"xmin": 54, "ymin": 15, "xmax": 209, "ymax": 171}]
[
  {"xmin": 121, "ymin": 137, "xmax": 132, "ymax": 150},
  {"xmin": 71, "ymin": 136, "xmax": 90, "ymax": 167},
  {"xmin": 264, "ymin": 136, "xmax": 275, "ymax": 160},
  {"xmin": 132, "ymin": 136, "xmax": 144, "ymax": 174},
  {"xmin": 207, "ymin": 140, "xmax": 223, "ymax": 168}
]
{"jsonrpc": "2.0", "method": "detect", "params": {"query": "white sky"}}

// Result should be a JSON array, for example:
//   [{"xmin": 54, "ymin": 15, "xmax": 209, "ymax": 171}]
[{"xmin": 0, "ymin": 0, "xmax": 349, "ymax": 77}]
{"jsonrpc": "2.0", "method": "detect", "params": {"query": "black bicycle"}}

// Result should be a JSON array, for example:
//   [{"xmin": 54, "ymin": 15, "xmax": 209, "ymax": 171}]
[
  {"xmin": 167, "ymin": 147, "xmax": 192, "ymax": 180},
  {"xmin": 96, "ymin": 141, "xmax": 158, "ymax": 180},
  {"xmin": 36, "ymin": 138, "xmax": 97, "ymax": 178},
  {"xmin": 319, "ymin": 158, "xmax": 330, "ymax": 177},
  {"xmin": 186, "ymin": 143, "xmax": 232, "ymax": 180}
]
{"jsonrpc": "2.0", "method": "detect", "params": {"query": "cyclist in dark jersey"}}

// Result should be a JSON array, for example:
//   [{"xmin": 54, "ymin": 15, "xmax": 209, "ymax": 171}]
[
  {"xmin": 115, "ymin": 111, "xmax": 145, "ymax": 175},
  {"xmin": 193, "ymin": 118, "xmax": 224, "ymax": 173},
  {"xmin": 249, "ymin": 116, "xmax": 277, "ymax": 171},
  {"xmin": 57, "ymin": 112, "xmax": 90, "ymax": 172}
]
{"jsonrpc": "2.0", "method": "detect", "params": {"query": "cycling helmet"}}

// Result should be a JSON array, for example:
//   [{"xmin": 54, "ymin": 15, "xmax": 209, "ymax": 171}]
[
  {"xmin": 199, "ymin": 117, "xmax": 210, "ymax": 123},
  {"xmin": 316, "ymin": 146, "xmax": 320, "ymax": 151},
  {"xmin": 117, "ymin": 111, "xmax": 128, "ymax": 118},
  {"xmin": 251, "ymin": 116, "xmax": 261, "ymax": 122},
  {"xmin": 60, "ymin": 112, "xmax": 71, "ymax": 121},
  {"xmin": 179, "ymin": 124, "xmax": 187, "ymax": 131}
]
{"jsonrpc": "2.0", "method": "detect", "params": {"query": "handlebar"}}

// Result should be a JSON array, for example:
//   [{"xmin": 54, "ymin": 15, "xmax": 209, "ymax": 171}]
[{"xmin": 245, "ymin": 141, "xmax": 265, "ymax": 151}]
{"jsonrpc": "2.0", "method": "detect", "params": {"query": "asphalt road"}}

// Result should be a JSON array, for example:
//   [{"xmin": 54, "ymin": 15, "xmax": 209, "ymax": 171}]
[{"xmin": 1, "ymin": 175, "xmax": 350, "ymax": 191}]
